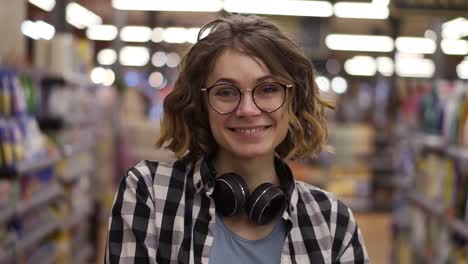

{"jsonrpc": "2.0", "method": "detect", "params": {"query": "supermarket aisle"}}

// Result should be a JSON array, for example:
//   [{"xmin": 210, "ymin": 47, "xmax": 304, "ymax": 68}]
[{"xmin": 1, "ymin": 0, "xmax": 468, "ymax": 263}]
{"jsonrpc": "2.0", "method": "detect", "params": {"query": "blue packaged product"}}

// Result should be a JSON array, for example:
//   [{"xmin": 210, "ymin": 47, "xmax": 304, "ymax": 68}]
[
  {"xmin": 0, "ymin": 121, "xmax": 3, "ymax": 168},
  {"xmin": 0, "ymin": 71, "xmax": 11, "ymax": 116},
  {"xmin": 10, "ymin": 120, "xmax": 24, "ymax": 163},
  {"xmin": 0, "ymin": 120, "xmax": 14, "ymax": 167},
  {"xmin": 9, "ymin": 71, "xmax": 28, "ymax": 116},
  {"xmin": 16, "ymin": 113, "xmax": 29, "ymax": 139}
]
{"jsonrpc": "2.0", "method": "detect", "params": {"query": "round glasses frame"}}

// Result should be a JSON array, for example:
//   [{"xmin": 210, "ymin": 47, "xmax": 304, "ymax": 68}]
[{"xmin": 201, "ymin": 81, "xmax": 293, "ymax": 114}]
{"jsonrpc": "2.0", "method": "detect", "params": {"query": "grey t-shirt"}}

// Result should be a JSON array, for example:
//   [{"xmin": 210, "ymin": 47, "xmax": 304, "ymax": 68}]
[{"xmin": 209, "ymin": 214, "xmax": 287, "ymax": 264}]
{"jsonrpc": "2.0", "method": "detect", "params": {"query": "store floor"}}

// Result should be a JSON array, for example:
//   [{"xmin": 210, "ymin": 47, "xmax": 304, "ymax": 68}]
[{"xmin": 355, "ymin": 212, "xmax": 392, "ymax": 264}]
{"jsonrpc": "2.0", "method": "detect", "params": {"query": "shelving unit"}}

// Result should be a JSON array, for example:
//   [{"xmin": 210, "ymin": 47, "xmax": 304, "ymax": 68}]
[
  {"xmin": 0, "ymin": 69, "xmax": 119, "ymax": 264},
  {"xmin": 407, "ymin": 192, "xmax": 468, "ymax": 240},
  {"xmin": 393, "ymin": 132, "xmax": 468, "ymax": 263},
  {"xmin": 16, "ymin": 183, "xmax": 63, "ymax": 216},
  {"xmin": 0, "ymin": 153, "xmax": 62, "ymax": 178}
]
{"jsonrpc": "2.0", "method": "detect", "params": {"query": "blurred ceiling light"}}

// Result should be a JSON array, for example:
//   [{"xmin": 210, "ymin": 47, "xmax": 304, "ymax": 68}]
[
  {"xmin": 86, "ymin": 25, "xmax": 118, "ymax": 41},
  {"xmin": 395, "ymin": 37, "xmax": 436, "ymax": 54},
  {"xmin": 457, "ymin": 59, "xmax": 468, "ymax": 79},
  {"xmin": 149, "ymin": 71, "xmax": 165, "ymax": 88},
  {"xmin": 441, "ymin": 39, "xmax": 468, "ymax": 55},
  {"xmin": 21, "ymin": 20, "xmax": 55, "ymax": 40},
  {"xmin": 372, "ymin": 0, "xmax": 390, "ymax": 5},
  {"xmin": 376, "ymin": 57, "xmax": 394, "ymax": 76},
  {"xmin": 442, "ymin": 17, "xmax": 468, "ymax": 39},
  {"xmin": 21, "ymin": 21, "xmax": 40, "ymax": 40},
  {"xmin": 396, "ymin": 53, "xmax": 434, "ymax": 78},
  {"xmin": 166, "ymin": 52, "xmax": 181, "ymax": 68},
  {"xmin": 224, "ymin": 0, "xmax": 333, "ymax": 17},
  {"xmin": 344, "ymin": 56, "xmax": 377, "ymax": 76},
  {"xmin": 163, "ymin": 27, "xmax": 188, "ymax": 43},
  {"xmin": 103, "ymin": 69, "xmax": 116, "ymax": 86},
  {"xmin": 334, "ymin": 2, "xmax": 389, "ymax": 19},
  {"xmin": 315, "ymin": 76, "xmax": 330, "ymax": 92},
  {"xmin": 66, "ymin": 2, "xmax": 102, "ymax": 29},
  {"xmin": 112, "ymin": 0, "xmax": 223, "ymax": 12},
  {"xmin": 326, "ymin": 34, "xmax": 394, "ymax": 52},
  {"xmin": 90, "ymin": 67, "xmax": 107, "ymax": 84},
  {"xmin": 152, "ymin": 27, "xmax": 164, "ymax": 43},
  {"xmin": 152, "ymin": 51, "xmax": 167, "ymax": 67},
  {"xmin": 120, "ymin": 26, "xmax": 152, "ymax": 42},
  {"xmin": 91, "ymin": 67, "xmax": 115, "ymax": 86},
  {"xmin": 187, "ymin": 28, "xmax": 201, "ymax": 44},
  {"xmin": 119, "ymin": 46, "xmax": 150, "ymax": 67},
  {"xmin": 97, "ymin": 49, "xmax": 117, "ymax": 65},
  {"xmin": 331, "ymin": 77, "xmax": 348, "ymax": 94},
  {"xmin": 153, "ymin": 27, "xmax": 202, "ymax": 43},
  {"xmin": 35, "ymin": 21, "xmax": 55, "ymax": 40},
  {"xmin": 29, "ymin": 0, "xmax": 56, "ymax": 11}
]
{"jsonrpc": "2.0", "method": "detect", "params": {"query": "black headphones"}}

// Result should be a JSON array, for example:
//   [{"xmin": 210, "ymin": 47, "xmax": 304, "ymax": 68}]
[{"xmin": 212, "ymin": 172, "xmax": 286, "ymax": 225}]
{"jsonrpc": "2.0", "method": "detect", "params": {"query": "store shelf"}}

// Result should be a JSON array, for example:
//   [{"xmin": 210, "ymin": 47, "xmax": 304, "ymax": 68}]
[
  {"xmin": 63, "ymin": 209, "xmax": 92, "ymax": 230},
  {"xmin": 16, "ymin": 220, "xmax": 61, "ymax": 251},
  {"xmin": 0, "ymin": 204, "xmax": 17, "ymax": 224},
  {"xmin": 407, "ymin": 192, "xmax": 444, "ymax": 217},
  {"xmin": 446, "ymin": 146, "xmax": 468, "ymax": 161},
  {"xmin": 414, "ymin": 133, "xmax": 446, "ymax": 151},
  {"xmin": 451, "ymin": 218, "xmax": 468, "ymax": 240},
  {"xmin": 407, "ymin": 192, "xmax": 468, "ymax": 240},
  {"xmin": 410, "ymin": 242, "xmax": 434, "ymax": 264},
  {"xmin": 0, "ymin": 247, "xmax": 15, "ymax": 263},
  {"xmin": 17, "ymin": 184, "xmax": 63, "ymax": 216},
  {"xmin": 412, "ymin": 133, "xmax": 468, "ymax": 161},
  {"xmin": 62, "ymin": 138, "xmax": 96, "ymax": 158},
  {"xmin": 61, "ymin": 165, "xmax": 93, "ymax": 183},
  {"xmin": 16, "ymin": 153, "xmax": 62, "ymax": 175},
  {"xmin": 30, "ymin": 248, "xmax": 56, "ymax": 264},
  {"xmin": 0, "ymin": 153, "xmax": 62, "ymax": 178},
  {"xmin": 72, "ymin": 243, "xmax": 93, "ymax": 264}
]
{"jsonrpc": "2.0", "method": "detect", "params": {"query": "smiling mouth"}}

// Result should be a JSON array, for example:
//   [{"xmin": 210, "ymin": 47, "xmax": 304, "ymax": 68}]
[{"xmin": 228, "ymin": 126, "xmax": 271, "ymax": 135}]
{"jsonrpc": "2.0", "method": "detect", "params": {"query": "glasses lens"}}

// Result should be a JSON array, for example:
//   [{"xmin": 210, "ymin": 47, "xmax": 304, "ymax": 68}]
[
  {"xmin": 253, "ymin": 82, "xmax": 286, "ymax": 112},
  {"xmin": 209, "ymin": 84, "xmax": 241, "ymax": 113}
]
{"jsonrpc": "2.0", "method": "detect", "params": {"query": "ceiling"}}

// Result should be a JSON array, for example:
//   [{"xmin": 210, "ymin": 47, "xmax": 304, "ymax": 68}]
[{"xmin": 26, "ymin": 0, "xmax": 468, "ymax": 76}]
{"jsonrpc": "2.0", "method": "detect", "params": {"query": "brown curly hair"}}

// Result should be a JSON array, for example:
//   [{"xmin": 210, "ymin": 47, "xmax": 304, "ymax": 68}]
[{"xmin": 156, "ymin": 14, "xmax": 333, "ymax": 161}]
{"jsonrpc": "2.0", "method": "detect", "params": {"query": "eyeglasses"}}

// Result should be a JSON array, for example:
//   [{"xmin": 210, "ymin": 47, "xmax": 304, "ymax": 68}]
[{"xmin": 201, "ymin": 81, "xmax": 292, "ymax": 114}]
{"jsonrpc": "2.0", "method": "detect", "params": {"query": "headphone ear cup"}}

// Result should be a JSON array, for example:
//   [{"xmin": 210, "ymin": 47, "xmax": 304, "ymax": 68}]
[
  {"xmin": 213, "ymin": 173, "xmax": 250, "ymax": 217},
  {"xmin": 246, "ymin": 183, "xmax": 286, "ymax": 225}
]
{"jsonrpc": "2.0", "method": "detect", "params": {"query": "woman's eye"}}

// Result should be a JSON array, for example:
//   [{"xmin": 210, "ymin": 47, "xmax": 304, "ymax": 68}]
[
  {"xmin": 215, "ymin": 87, "xmax": 238, "ymax": 97},
  {"xmin": 259, "ymin": 85, "xmax": 280, "ymax": 94}
]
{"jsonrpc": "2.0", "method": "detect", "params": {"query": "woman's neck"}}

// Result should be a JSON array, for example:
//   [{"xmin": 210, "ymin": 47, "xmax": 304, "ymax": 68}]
[{"xmin": 213, "ymin": 152, "xmax": 280, "ymax": 191}]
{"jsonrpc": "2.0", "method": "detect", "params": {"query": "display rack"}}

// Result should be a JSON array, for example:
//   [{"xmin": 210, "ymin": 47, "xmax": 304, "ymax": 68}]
[
  {"xmin": 391, "ymin": 78, "xmax": 468, "ymax": 264},
  {"xmin": 392, "ymin": 132, "xmax": 468, "ymax": 262},
  {"xmin": 0, "ymin": 69, "xmax": 119, "ymax": 264}
]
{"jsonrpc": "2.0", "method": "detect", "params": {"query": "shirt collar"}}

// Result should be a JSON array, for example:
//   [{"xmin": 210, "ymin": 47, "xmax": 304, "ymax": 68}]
[{"xmin": 192, "ymin": 155, "xmax": 298, "ymax": 216}]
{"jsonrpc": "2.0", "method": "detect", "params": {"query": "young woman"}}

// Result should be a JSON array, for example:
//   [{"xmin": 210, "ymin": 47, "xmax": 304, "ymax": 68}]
[{"xmin": 106, "ymin": 15, "xmax": 369, "ymax": 264}]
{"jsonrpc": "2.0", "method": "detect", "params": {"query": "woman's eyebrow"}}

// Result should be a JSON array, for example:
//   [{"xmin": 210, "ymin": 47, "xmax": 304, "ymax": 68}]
[
  {"xmin": 212, "ymin": 77, "xmax": 240, "ymax": 86},
  {"xmin": 255, "ymin": 74, "xmax": 277, "ymax": 83},
  {"xmin": 210, "ymin": 74, "xmax": 277, "ymax": 87}
]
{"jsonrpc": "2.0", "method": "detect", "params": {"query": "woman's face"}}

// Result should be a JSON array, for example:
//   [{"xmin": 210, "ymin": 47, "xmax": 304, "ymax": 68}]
[{"xmin": 205, "ymin": 49, "xmax": 290, "ymax": 160}]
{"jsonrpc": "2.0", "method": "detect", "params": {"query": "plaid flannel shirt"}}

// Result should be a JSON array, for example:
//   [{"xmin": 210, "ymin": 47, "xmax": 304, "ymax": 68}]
[{"xmin": 106, "ymin": 157, "xmax": 370, "ymax": 264}]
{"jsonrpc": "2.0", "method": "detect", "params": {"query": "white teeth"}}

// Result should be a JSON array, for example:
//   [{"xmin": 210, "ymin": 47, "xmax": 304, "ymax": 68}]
[{"xmin": 236, "ymin": 127, "xmax": 264, "ymax": 135}]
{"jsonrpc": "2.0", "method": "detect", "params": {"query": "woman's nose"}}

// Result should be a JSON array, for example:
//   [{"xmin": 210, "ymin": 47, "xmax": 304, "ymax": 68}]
[{"xmin": 235, "ymin": 92, "xmax": 261, "ymax": 116}]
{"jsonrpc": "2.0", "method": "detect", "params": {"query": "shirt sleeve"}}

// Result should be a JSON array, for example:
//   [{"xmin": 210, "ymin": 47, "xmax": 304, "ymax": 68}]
[
  {"xmin": 105, "ymin": 167, "xmax": 157, "ymax": 264},
  {"xmin": 334, "ymin": 201, "xmax": 370, "ymax": 264}
]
